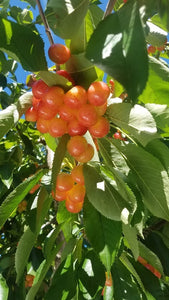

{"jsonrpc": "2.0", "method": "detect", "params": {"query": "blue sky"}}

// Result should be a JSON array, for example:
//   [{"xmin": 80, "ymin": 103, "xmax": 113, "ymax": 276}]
[{"xmin": 9, "ymin": 0, "xmax": 107, "ymax": 85}]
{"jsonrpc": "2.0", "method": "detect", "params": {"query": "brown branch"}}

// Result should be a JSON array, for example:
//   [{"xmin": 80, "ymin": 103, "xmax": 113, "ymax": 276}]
[
  {"xmin": 36, "ymin": 0, "xmax": 54, "ymax": 45},
  {"xmin": 103, "ymin": 0, "xmax": 117, "ymax": 19}
]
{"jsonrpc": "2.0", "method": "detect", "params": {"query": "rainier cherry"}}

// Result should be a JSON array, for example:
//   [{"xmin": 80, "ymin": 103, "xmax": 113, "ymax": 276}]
[
  {"xmin": 48, "ymin": 43, "xmax": 71, "ymax": 65},
  {"xmin": 42, "ymin": 86, "xmax": 64, "ymax": 110},
  {"xmin": 56, "ymin": 70, "xmax": 75, "ymax": 86},
  {"xmin": 87, "ymin": 81, "xmax": 110, "ymax": 106},
  {"xmin": 67, "ymin": 184, "xmax": 85, "ymax": 203},
  {"xmin": 67, "ymin": 136, "xmax": 88, "ymax": 157},
  {"xmin": 71, "ymin": 165, "xmax": 84, "ymax": 185},
  {"xmin": 32, "ymin": 79, "xmax": 49, "ymax": 99},
  {"xmin": 64, "ymin": 86, "xmax": 87, "ymax": 109},
  {"xmin": 78, "ymin": 104, "xmax": 98, "ymax": 127},
  {"xmin": 89, "ymin": 116, "xmax": 110, "ymax": 138},
  {"xmin": 67, "ymin": 118, "xmax": 87, "ymax": 136},
  {"xmin": 36, "ymin": 118, "xmax": 50, "ymax": 134},
  {"xmin": 65, "ymin": 198, "xmax": 83, "ymax": 213},
  {"xmin": 25, "ymin": 107, "xmax": 38, "ymax": 122},
  {"xmin": 52, "ymin": 189, "xmax": 67, "ymax": 201},
  {"xmin": 56, "ymin": 173, "xmax": 74, "ymax": 192},
  {"xmin": 48, "ymin": 118, "xmax": 67, "ymax": 137},
  {"xmin": 74, "ymin": 143, "xmax": 94, "ymax": 163}
]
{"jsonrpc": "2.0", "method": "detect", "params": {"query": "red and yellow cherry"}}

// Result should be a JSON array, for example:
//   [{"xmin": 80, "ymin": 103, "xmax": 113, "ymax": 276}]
[
  {"xmin": 71, "ymin": 165, "xmax": 84, "ymax": 185},
  {"xmin": 29, "ymin": 183, "xmax": 41, "ymax": 194},
  {"xmin": 32, "ymin": 96, "xmax": 41, "ymax": 110},
  {"xmin": 78, "ymin": 104, "xmax": 98, "ymax": 127},
  {"xmin": 25, "ymin": 107, "xmax": 38, "ymax": 122},
  {"xmin": 87, "ymin": 81, "xmax": 110, "ymax": 106},
  {"xmin": 52, "ymin": 189, "xmax": 67, "ymax": 201},
  {"xmin": 67, "ymin": 184, "xmax": 85, "ymax": 203},
  {"xmin": 67, "ymin": 118, "xmax": 87, "ymax": 136},
  {"xmin": 147, "ymin": 45, "xmax": 156, "ymax": 54},
  {"xmin": 89, "ymin": 116, "xmax": 110, "ymax": 138},
  {"xmin": 25, "ymin": 274, "xmax": 35, "ymax": 288},
  {"xmin": 48, "ymin": 43, "xmax": 71, "ymax": 64},
  {"xmin": 59, "ymin": 104, "xmax": 75, "ymax": 122},
  {"xmin": 56, "ymin": 173, "xmax": 74, "ymax": 192},
  {"xmin": 64, "ymin": 86, "xmax": 87, "ymax": 109},
  {"xmin": 65, "ymin": 198, "xmax": 83, "ymax": 213},
  {"xmin": 37, "ymin": 102, "xmax": 58, "ymax": 120},
  {"xmin": 74, "ymin": 143, "xmax": 94, "ymax": 163},
  {"xmin": 32, "ymin": 79, "xmax": 49, "ymax": 99},
  {"xmin": 67, "ymin": 136, "xmax": 88, "ymax": 157},
  {"xmin": 56, "ymin": 70, "xmax": 75, "ymax": 86},
  {"xmin": 95, "ymin": 101, "xmax": 107, "ymax": 116},
  {"xmin": 36, "ymin": 118, "xmax": 50, "ymax": 133},
  {"xmin": 48, "ymin": 118, "xmax": 67, "ymax": 137},
  {"xmin": 42, "ymin": 86, "xmax": 64, "ymax": 110}
]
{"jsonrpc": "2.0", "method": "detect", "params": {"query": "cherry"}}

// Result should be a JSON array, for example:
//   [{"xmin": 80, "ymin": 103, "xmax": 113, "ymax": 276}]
[
  {"xmin": 52, "ymin": 189, "xmax": 67, "ymax": 201},
  {"xmin": 78, "ymin": 104, "xmax": 98, "ymax": 127},
  {"xmin": 67, "ymin": 184, "xmax": 85, "ymax": 203},
  {"xmin": 65, "ymin": 198, "xmax": 83, "ymax": 213},
  {"xmin": 29, "ymin": 183, "xmax": 41, "ymax": 194},
  {"xmin": 59, "ymin": 104, "xmax": 75, "ymax": 122},
  {"xmin": 147, "ymin": 45, "xmax": 156, "ymax": 54},
  {"xmin": 42, "ymin": 86, "xmax": 64, "ymax": 110},
  {"xmin": 74, "ymin": 143, "xmax": 94, "ymax": 163},
  {"xmin": 71, "ymin": 165, "xmax": 84, "ymax": 185},
  {"xmin": 64, "ymin": 86, "xmax": 87, "ymax": 109},
  {"xmin": 89, "ymin": 116, "xmax": 110, "ymax": 138},
  {"xmin": 25, "ymin": 107, "xmax": 38, "ymax": 122},
  {"xmin": 32, "ymin": 79, "xmax": 49, "ymax": 99},
  {"xmin": 38, "ymin": 102, "xmax": 58, "ymax": 120},
  {"xmin": 56, "ymin": 173, "xmax": 74, "ymax": 192},
  {"xmin": 36, "ymin": 118, "xmax": 50, "ymax": 133},
  {"xmin": 48, "ymin": 118, "xmax": 67, "ymax": 137},
  {"xmin": 87, "ymin": 81, "xmax": 110, "ymax": 106},
  {"xmin": 67, "ymin": 136, "xmax": 88, "ymax": 157},
  {"xmin": 67, "ymin": 118, "xmax": 87, "ymax": 136},
  {"xmin": 95, "ymin": 101, "xmax": 107, "ymax": 116},
  {"xmin": 32, "ymin": 96, "xmax": 41, "ymax": 110},
  {"xmin": 48, "ymin": 43, "xmax": 71, "ymax": 64}
]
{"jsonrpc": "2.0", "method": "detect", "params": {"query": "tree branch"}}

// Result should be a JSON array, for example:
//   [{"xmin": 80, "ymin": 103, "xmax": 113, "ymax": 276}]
[
  {"xmin": 103, "ymin": 0, "xmax": 117, "ymax": 19},
  {"xmin": 36, "ymin": 0, "xmax": 54, "ymax": 45}
]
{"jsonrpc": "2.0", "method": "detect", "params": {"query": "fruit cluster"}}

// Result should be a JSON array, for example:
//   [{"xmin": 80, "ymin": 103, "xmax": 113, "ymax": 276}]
[
  {"xmin": 25, "ymin": 274, "xmax": 35, "ymax": 288},
  {"xmin": 25, "ymin": 43, "xmax": 111, "ymax": 213},
  {"xmin": 52, "ymin": 165, "xmax": 85, "ymax": 213},
  {"xmin": 147, "ymin": 44, "xmax": 166, "ymax": 54}
]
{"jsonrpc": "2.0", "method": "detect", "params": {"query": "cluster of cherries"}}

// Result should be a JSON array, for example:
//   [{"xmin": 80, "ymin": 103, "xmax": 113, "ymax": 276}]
[
  {"xmin": 147, "ymin": 43, "xmax": 166, "ymax": 54},
  {"xmin": 25, "ymin": 43, "xmax": 111, "ymax": 213}
]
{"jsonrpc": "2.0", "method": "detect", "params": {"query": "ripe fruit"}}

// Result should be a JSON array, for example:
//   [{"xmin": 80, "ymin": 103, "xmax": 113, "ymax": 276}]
[
  {"xmin": 67, "ymin": 184, "xmax": 85, "ymax": 203},
  {"xmin": 78, "ymin": 104, "xmax": 98, "ymax": 127},
  {"xmin": 65, "ymin": 198, "xmax": 83, "ymax": 213},
  {"xmin": 56, "ymin": 173, "xmax": 74, "ymax": 192},
  {"xmin": 56, "ymin": 70, "xmax": 75, "ymax": 86},
  {"xmin": 52, "ymin": 189, "xmax": 67, "ymax": 201},
  {"xmin": 32, "ymin": 96, "xmax": 41, "ymax": 110},
  {"xmin": 29, "ymin": 183, "xmax": 41, "ymax": 194},
  {"xmin": 64, "ymin": 86, "xmax": 87, "ymax": 109},
  {"xmin": 113, "ymin": 131, "xmax": 125, "ymax": 140},
  {"xmin": 95, "ymin": 101, "xmax": 107, "ymax": 116},
  {"xmin": 87, "ymin": 81, "xmax": 110, "ymax": 106},
  {"xmin": 74, "ymin": 143, "xmax": 94, "ymax": 163},
  {"xmin": 37, "ymin": 102, "xmax": 58, "ymax": 120},
  {"xmin": 25, "ymin": 274, "xmax": 35, "ymax": 288},
  {"xmin": 89, "ymin": 116, "xmax": 110, "ymax": 138},
  {"xmin": 67, "ymin": 118, "xmax": 87, "ymax": 136},
  {"xmin": 42, "ymin": 86, "xmax": 64, "ymax": 110},
  {"xmin": 67, "ymin": 136, "xmax": 88, "ymax": 157},
  {"xmin": 71, "ymin": 165, "xmax": 84, "ymax": 185},
  {"xmin": 48, "ymin": 118, "xmax": 67, "ymax": 137},
  {"xmin": 147, "ymin": 45, "xmax": 156, "ymax": 54},
  {"xmin": 25, "ymin": 107, "xmax": 38, "ymax": 122},
  {"xmin": 32, "ymin": 79, "xmax": 49, "ymax": 98},
  {"xmin": 36, "ymin": 118, "xmax": 50, "ymax": 133},
  {"xmin": 48, "ymin": 43, "xmax": 71, "ymax": 64},
  {"xmin": 59, "ymin": 104, "xmax": 75, "ymax": 122}
]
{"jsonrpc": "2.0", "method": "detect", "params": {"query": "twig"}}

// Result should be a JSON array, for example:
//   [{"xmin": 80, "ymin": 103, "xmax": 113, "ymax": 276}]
[
  {"xmin": 36, "ymin": 0, "xmax": 54, "ymax": 45},
  {"xmin": 103, "ymin": 0, "xmax": 117, "ymax": 19}
]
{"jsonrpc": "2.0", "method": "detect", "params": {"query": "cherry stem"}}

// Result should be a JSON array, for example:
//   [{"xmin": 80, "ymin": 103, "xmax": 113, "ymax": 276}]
[
  {"xmin": 36, "ymin": 0, "xmax": 60, "ymax": 71},
  {"xmin": 103, "ymin": 0, "xmax": 117, "ymax": 18}
]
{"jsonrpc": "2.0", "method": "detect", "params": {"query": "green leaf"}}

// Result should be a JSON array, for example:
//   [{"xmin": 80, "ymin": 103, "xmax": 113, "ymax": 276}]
[
  {"xmin": 0, "ymin": 73, "xmax": 7, "ymax": 88},
  {"xmin": 43, "ymin": 225, "xmax": 62, "ymax": 260},
  {"xmin": 0, "ymin": 163, "xmax": 14, "ymax": 189},
  {"xmin": 0, "ymin": 275, "xmax": 8, "ymax": 300},
  {"xmin": 84, "ymin": 200, "xmax": 122, "ymax": 271},
  {"xmin": 66, "ymin": 53, "xmax": 98, "ymax": 89},
  {"xmin": 145, "ymin": 103, "xmax": 169, "ymax": 134},
  {"xmin": 138, "ymin": 241, "xmax": 164, "ymax": 276},
  {"xmin": 47, "ymin": 0, "xmax": 89, "ymax": 39},
  {"xmin": 112, "ymin": 259, "xmax": 142, "ymax": 300},
  {"xmin": 78, "ymin": 250, "xmax": 105, "ymax": 299},
  {"xmin": 15, "ymin": 227, "xmax": 36, "ymax": 284},
  {"xmin": 123, "ymin": 224, "xmax": 139, "ymax": 261},
  {"xmin": 112, "ymin": 142, "xmax": 169, "ymax": 221},
  {"xmin": 0, "ymin": 18, "xmax": 47, "ymax": 71},
  {"xmin": 51, "ymin": 134, "xmax": 70, "ymax": 191},
  {"xmin": 86, "ymin": 0, "xmax": 148, "ymax": 101},
  {"xmin": 146, "ymin": 139, "xmax": 169, "ymax": 174},
  {"xmin": 139, "ymin": 57, "xmax": 169, "ymax": 105},
  {"xmin": 45, "ymin": 254, "xmax": 77, "ymax": 300},
  {"xmin": 146, "ymin": 21, "xmax": 167, "ymax": 46},
  {"xmin": 106, "ymin": 102, "xmax": 158, "ymax": 146},
  {"xmin": 84, "ymin": 164, "xmax": 132, "ymax": 221},
  {"xmin": 0, "ymin": 92, "xmax": 32, "ymax": 141},
  {"xmin": 36, "ymin": 187, "xmax": 52, "ymax": 233},
  {"xmin": 38, "ymin": 71, "xmax": 72, "ymax": 90},
  {"xmin": 0, "ymin": 169, "xmax": 46, "ymax": 228}
]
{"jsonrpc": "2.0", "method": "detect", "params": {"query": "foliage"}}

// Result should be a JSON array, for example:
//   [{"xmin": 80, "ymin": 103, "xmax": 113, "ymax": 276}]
[{"xmin": 0, "ymin": 0, "xmax": 169, "ymax": 299}]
